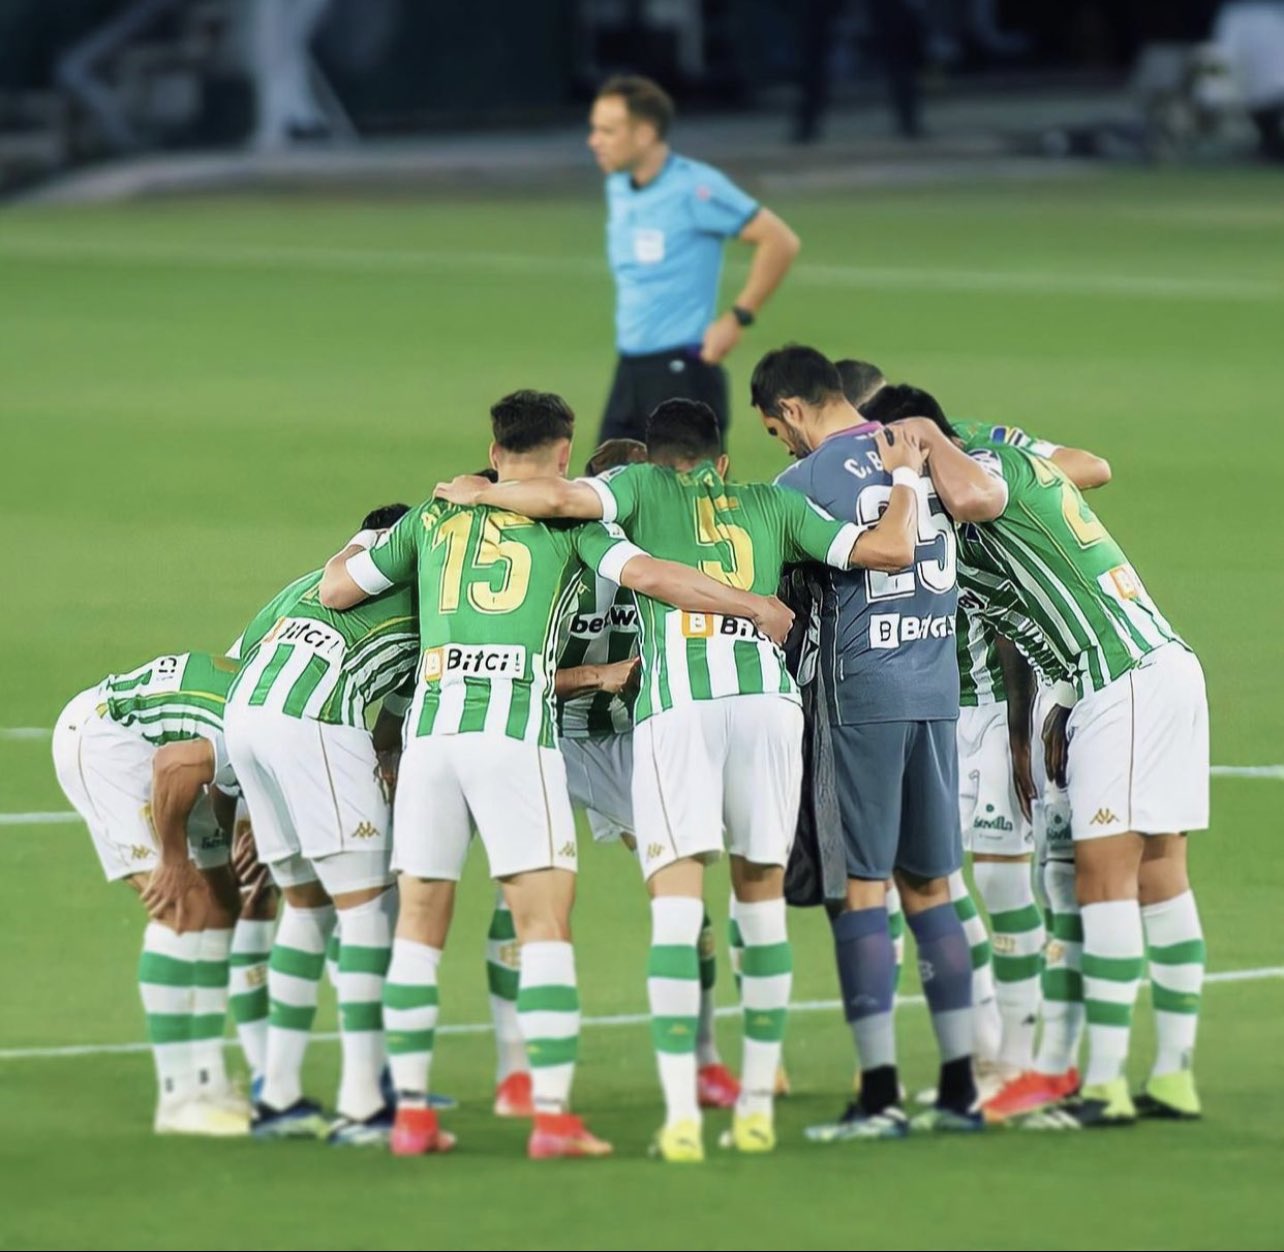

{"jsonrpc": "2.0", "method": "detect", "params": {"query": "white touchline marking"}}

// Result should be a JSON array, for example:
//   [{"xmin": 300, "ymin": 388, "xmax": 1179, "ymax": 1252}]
[
  {"xmin": 0, "ymin": 235, "xmax": 1280, "ymax": 302},
  {"xmin": 0, "ymin": 967, "xmax": 1280, "ymax": 1062},
  {"xmin": 6, "ymin": 763, "xmax": 1278, "ymax": 827}
]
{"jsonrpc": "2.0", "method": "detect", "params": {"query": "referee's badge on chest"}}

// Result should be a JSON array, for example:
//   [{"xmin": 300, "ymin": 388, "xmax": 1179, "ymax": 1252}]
[{"xmin": 632, "ymin": 228, "xmax": 666, "ymax": 264}]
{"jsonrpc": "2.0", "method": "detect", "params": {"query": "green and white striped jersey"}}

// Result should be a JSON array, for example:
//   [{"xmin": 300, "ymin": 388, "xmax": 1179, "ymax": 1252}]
[
  {"xmin": 100, "ymin": 651, "xmax": 239, "ymax": 783},
  {"xmin": 225, "ymin": 571, "xmax": 317, "ymax": 661},
  {"xmin": 956, "ymin": 602, "xmax": 1006, "ymax": 707},
  {"xmin": 349, "ymin": 499, "xmax": 640, "ymax": 748},
  {"xmin": 228, "ymin": 570, "xmax": 418, "ymax": 728},
  {"xmin": 957, "ymin": 442, "xmax": 1183, "ymax": 697},
  {"xmin": 583, "ymin": 461, "xmax": 859, "ymax": 724},
  {"xmin": 952, "ymin": 421, "xmax": 1055, "ymax": 707},
  {"xmin": 556, "ymin": 572, "xmax": 638, "ymax": 739}
]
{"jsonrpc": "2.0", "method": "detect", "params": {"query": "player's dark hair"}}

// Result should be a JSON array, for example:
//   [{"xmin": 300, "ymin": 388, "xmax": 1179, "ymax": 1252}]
[
  {"xmin": 834, "ymin": 358, "xmax": 887, "ymax": 410},
  {"xmin": 749, "ymin": 345, "xmax": 845, "ymax": 418},
  {"xmin": 361, "ymin": 503, "xmax": 410, "ymax": 530},
  {"xmin": 860, "ymin": 383, "xmax": 955, "ymax": 437},
  {"xmin": 586, "ymin": 438, "xmax": 648, "ymax": 477},
  {"xmin": 596, "ymin": 75, "xmax": 675, "ymax": 138},
  {"xmin": 490, "ymin": 390, "xmax": 575, "ymax": 453},
  {"xmin": 645, "ymin": 398, "xmax": 722, "ymax": 467},
  {"xmin": 471, "ymin": 467, "xmax": 500, "ymax": 483}
]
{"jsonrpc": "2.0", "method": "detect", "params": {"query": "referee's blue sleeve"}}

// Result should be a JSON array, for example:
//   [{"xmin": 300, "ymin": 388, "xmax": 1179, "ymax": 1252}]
[{"xmin": 690, "ymin": 167, "xmax": 760, "ymax": 238}]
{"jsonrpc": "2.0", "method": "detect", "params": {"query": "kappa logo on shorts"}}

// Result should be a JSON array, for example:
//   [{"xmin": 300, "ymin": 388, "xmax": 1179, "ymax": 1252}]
[
  {"xmin": 558, "ymin": 842, "xmax": 577, "ymax": 859},
  {"xmin": 127, "ymin": 844, "xmax": 152, "ymax": 862},
  {"xmin": 1090, "ymin": 808, "xmax": 1119, "ymax": 826},
  {"xmin": 350, "ymin": 822, "xmax": 379, "ymax": 841},
  {"xmin": 646, "ymin": 843, "xmax": 666, "ymax": 861}
]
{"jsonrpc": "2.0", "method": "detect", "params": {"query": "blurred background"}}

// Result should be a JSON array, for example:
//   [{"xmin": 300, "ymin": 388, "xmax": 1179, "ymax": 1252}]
[{"xmin": 1, "ymin": 0, "xmax": 1282, "ymax": 199}]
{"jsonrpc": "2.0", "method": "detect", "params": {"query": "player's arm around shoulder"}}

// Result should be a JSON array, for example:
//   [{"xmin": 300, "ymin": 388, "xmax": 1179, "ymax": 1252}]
[
  {"xmin": 1049, "ymin": 446, "xmax": 1112, "ymax": 490},
  {"xmin": 319, "ymin": 508, "xmax": 416, "ymax": 606},
  {"xmin": 844, "ymin": 427, "xmax": 925, "ymax": 571},
  {"xmin": 899, "ymin": 417, "xmax": 1008, "ymax": 523},
  {"xmin": 999, "ymin": 425, "xmax": 1111, "ymax": 491},
  {"xmin": 433, "ymin": 475, "xmax": 606, "ymax": 520},
  {"xmin": 581, "ymin": 520, "xmax": 795, "ymax": 645}
]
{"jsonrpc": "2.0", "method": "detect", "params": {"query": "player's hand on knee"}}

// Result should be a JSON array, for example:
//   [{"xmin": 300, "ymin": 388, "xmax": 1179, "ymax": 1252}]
[
  {"xmin": 232, "ymin": 821, "xmax": 262, "ymax": 885},
  {"xmin": 141, "ymin": 860, "xmax": 212, "ymax": 934}
]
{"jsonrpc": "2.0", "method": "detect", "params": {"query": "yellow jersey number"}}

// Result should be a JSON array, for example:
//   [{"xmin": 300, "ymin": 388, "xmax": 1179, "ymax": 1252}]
[{"xmin": 433, "ymin": 511, "xmax": 533, "ymax": 615}]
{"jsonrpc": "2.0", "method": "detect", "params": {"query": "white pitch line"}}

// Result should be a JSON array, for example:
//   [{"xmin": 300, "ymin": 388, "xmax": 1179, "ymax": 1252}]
[
  {"xmin": 6, "ymin": 761, "xmax": 1281, "ymax": 829},
  {"xmin": 0, "ymin": 728, "xmax": 52, "ymax": 740},
  {"xmin": 0, "ymin": 235, "xmax": 1280, "ymax": 303},
  {"xmin": 0, "ymin": 812, "xmax": 82, "ymax": 825},
  {"xmin": 0, "ymin": 966, "xmax": 1280, "ymax": 1063},
  {"xmin": 1210, "ymin": 765, "xmax": 1284, "ymax": 780}
]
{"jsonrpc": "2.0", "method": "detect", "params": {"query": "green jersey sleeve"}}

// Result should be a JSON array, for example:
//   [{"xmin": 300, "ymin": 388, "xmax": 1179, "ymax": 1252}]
[
  {"xmin": 356, "ymin": 503, "xmax": 428, "ymax": 592},
  {"xmin": 571, "ymin": 521, "xmax": 646, "ymax": 583},
  {"xmin": 582, "ymin": 464, "xmax": 645, "ymax": 526},
  {"xmin": 776, "ymin": 486, "xmax": 860, "ymax": 569}
]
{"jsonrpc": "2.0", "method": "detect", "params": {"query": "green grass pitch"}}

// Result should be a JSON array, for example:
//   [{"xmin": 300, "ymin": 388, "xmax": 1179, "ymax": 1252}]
[{"xmin": 1, "ymin": 167, "xmax": 1281, "ymax": 1250}]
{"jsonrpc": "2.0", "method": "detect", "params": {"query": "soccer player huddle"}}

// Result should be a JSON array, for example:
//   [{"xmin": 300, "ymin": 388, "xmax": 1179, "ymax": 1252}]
[{"xmin": 52, "ymin": 344, "xmax": 1209, "ymax": 1161}]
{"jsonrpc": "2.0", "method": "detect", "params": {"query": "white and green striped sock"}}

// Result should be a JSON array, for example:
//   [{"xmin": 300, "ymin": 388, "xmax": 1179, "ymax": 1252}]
[
  {"xmin": 1143, "ymin": 891, "xmax": 1205, "ymax": 1078},
  {"xmin": 138, "ymin": 922, "xmax": 198, "ymax": 1105},
  {"xmin": 229, "ymin": 917, "xmax": 273, "ymax": 1079},
  {"xmin": 383, "ymin": 938, "xmax": 441, "ymax": 1105},
  {"xmin": 192, "ymin": 928, "xmax": 232, "ymax": 1095},
  {"xmin": 1081, "ymin": 899, "xmax": 1145, "ymax": 1088},
  {"xmin": 696, "ymin": 908, "xmax": 721, "ymax": 1068},
  {"xmin": 886, "ymin": 884, "xmax": 906, "ymax": 995},
  {"xmin": 262, "ymin": 902, "xmax": 335, "ymax": 1110},
  {"xmin": 486, "ymin": 892, "xmax": 527, "ymax": 1084},
  {"xmin": 1034, "ymin": 861, "xmax": 1084, "ymax": 1076},
  {"xmin": 728, "ymin": 890, "xmax": 744, "ymax": 989},
  {"xmin": 975, "ymin": 860, "xmax": 1045, "ymax": 1071},
  {"xmin": 648, "ymin": 896, "xmax": 703, "ymax": 1125},
  {"xmin": 518, "ymin": 940, "xmax": 582, "ymax": 1115},
  {"xmin": 949, "ymin": 870, "xmax": 1002, "ymax": 1064},
  {"xmin": 336, "ymin": 889, "xmax": 395, "ymax": 1121},
  {"xmin": 325, "ymin": 928, "xmax": 341, "ymax": 991},
  {"xmin": 736, "ymin": 898, "xmax": 792, "ymax": 1119}
]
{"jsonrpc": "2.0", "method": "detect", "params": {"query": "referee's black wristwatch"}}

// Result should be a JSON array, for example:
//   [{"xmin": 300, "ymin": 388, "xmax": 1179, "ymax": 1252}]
[{"xmin": 731, "ymin": 304, "xmax": 756, "ymax": 328}]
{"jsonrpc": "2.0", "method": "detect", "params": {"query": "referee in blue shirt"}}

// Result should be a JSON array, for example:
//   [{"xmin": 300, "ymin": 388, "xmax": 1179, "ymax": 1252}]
[{"xmin": 588, "ymin": 76, "xmax": 801, "ymax": 443}]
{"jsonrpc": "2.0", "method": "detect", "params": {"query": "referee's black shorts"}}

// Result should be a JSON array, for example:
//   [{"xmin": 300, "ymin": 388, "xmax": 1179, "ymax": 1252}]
[{"xmin": 598, "ymin": 347, "xmax": 729, "ymax": 445}]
